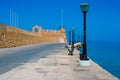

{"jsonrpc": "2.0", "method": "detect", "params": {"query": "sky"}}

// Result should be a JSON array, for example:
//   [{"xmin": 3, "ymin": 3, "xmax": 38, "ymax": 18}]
[{"xmin": 0, "ymin": 0, "xmax": 120, "ymax": 42}]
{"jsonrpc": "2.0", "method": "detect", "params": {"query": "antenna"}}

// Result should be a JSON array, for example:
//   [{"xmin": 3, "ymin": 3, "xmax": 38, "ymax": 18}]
[
  {"xmin": 61, "ymin": 9, "xmax": 63, "ymax": 27},
  {"xmin": 10, "ymin": 8, "xmax": 11, "ymax": 26},
  {"xmin": 10, "ymin": 9, "xmax": 18, "ymax": 28},
  {"xmin": 15, "ymin": 12, "xmax": 18, "ymax": 28},
  {"xmin": 15, "ymin": 12, "xmax": 16, "ymax": 28},
  {"xmin": 17, "ymin": 13, "xmax": 18, "ymax": 28},
  {"xmin": 12, "ymin": 11, "xmax": 14, "ymax": 27}
]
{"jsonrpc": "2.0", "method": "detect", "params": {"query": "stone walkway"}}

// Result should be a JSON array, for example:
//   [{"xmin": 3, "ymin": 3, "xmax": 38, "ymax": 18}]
[{"xmin": 0, "ymin": 48, "xmax": 119, "ymax": 80}]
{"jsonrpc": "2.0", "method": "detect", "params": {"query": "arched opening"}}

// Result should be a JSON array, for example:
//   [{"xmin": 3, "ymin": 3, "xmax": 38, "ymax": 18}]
[
  {"xmin": 32, "ymin": 25, "xmax": 42, "ymax": 33},
  {"xmin": 35, "ymin": 28, "xmax": 39, "ymax": 33}
]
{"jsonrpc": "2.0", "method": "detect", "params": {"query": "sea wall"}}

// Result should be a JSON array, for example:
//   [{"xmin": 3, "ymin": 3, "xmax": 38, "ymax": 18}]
[{"xmin": 0, "ymin": 24, "xmax": 66, "ymax": 48}]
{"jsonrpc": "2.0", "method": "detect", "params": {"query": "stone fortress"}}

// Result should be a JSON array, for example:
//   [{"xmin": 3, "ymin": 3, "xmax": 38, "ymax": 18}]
[{"xmin": 0, "ymin": 24, "xmax": 66, "ymax": 48}]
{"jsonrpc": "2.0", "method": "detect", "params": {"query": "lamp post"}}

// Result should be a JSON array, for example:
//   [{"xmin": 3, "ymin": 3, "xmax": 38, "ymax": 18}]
[
  {"xmin": 70, "ymin": 28, "xmax": 75, "ymax": 55},
  {"xmin": 80, "ymin": 3, "xmax": 89, "ymax": 60},
  {"xmin": 68, "ymin": 31, "xmax": 71, "ymax": 45},
  {"xmin": 74, "ymin": 32, "xmax": 76, "ymax": 43},
  {"xmin": 79, "ymin": 3, "xmax": 90, "ymax": 66}
]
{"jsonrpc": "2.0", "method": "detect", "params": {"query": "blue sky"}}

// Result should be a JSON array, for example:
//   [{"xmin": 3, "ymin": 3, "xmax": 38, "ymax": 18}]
[{"xmin": 0, "ymin": 0, "xmax": 120, "ymax": 42}]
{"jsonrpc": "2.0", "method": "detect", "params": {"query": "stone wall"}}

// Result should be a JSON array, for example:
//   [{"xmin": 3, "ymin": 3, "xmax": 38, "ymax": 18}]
[{"xmin": 0, "ymin": 24, "xmax": 66, "ymax": 48}]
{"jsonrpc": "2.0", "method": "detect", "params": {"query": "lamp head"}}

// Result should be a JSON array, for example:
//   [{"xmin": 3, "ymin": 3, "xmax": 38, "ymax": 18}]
[{"xmin": 80, "ymin": 3, "xmax": 89, "ymax": 13}]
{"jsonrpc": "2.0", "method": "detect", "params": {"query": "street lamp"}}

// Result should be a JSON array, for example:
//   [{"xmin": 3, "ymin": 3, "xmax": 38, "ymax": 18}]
[
  {"xmin": 71, "ymin": 28, "xmax": 75, "ymax": 55},
  {"xmin": 68, "ymin": 29, "xmax": 74, "ymax": 55},
  {"xmin": 79, "ymin": 3, "xmax": 90, "ymax": 66},
  {"xmin": 68, "ymin": 31, "xmax": 71, "ymax": 45}
]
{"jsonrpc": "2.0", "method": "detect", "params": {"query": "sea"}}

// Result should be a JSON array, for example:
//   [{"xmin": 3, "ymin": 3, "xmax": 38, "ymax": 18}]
[{"xmin": 87, "ymin": 41, "xmax": 120, "ymax": 79}]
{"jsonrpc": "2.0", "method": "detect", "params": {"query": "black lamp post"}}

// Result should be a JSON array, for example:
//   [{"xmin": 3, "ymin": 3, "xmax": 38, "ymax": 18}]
[
  {"xmin": 80, "ymin": 3, "xmax": 89, "ymax": 60},
  {"xmin": 67, "ymin": 29, "xmax": 75, "ymax": 55},
  {"xmin": 71, "ymin": 29, "xmax": 75, "ymax": 55},
  {"xmin": 68, "ymin": 31, "xmax": 71, "ymax": 45},
  {"xmin": 74, "ymin": 32, "xmax": 76, "ymax": 43}
]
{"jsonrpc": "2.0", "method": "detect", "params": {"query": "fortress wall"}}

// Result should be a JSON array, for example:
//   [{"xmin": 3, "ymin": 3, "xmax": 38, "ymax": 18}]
[
  {"xmin": 0, "ymin": 24, "xmax": 67, "ymax": 48},
  {"xmin": 41, "ymin": 30, "xmax": 64, "ymax": 43},
  {"xmin": 0, "ymin": 30, "xmax": 43, "ymax": 48},
  {"xmin": 0, "ymin": 24, "xmax": 43, "ymax": 48}
]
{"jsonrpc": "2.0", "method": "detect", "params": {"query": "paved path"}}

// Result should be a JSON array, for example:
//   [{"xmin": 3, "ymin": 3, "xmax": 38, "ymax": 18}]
[
  {"xmin": 0, "ymin": 43, "xmax": 64, "ymax": 74},
  {"xmin": 0, "ymin": 43, "xmax": 119, "ymax": 80}
]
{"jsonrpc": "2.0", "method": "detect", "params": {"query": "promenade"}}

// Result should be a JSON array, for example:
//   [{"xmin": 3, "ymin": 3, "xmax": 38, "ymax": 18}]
[{"xmin": 0, "ymin": 43, "xmax": 119, "ymax": 80}]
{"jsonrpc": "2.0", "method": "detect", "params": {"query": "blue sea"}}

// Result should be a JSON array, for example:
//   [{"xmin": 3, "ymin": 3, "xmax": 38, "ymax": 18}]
[{"xmin": 87, "ymin": 41, "xmax": 120, "ymax": 79}]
